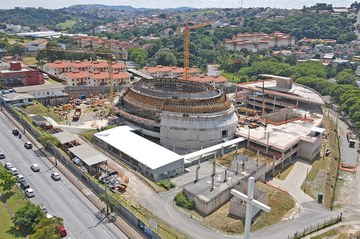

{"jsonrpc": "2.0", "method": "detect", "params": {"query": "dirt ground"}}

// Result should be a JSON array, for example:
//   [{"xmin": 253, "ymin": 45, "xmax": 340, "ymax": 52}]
[{"xmin": 179, "ymin": 182, "xmax": 295, "ymax": 235}]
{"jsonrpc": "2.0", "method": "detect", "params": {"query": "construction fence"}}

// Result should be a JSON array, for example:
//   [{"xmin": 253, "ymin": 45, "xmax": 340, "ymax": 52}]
[{"xmin": 287, "ymin": 213, "xmax": 342, "ymax": 239}]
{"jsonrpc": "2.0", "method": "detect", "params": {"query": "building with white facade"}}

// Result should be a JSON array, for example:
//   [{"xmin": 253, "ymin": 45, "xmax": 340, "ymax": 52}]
[
  {"xmin": 42, "ymin": 61, "xmax": 130, "ymax": 86},
  {"xmin": 224, "ymin": 32, "xmax": 295, "ymax": 52}
]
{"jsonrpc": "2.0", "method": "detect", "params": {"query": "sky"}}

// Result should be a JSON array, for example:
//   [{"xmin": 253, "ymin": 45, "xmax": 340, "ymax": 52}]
[{"xmin": 0, "ymin": 0, "xmax": 354, "ymax": 10}]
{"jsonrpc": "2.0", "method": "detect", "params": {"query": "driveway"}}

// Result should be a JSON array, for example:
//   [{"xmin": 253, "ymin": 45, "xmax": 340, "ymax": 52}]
[{"xmin": 269, "ymin": 161, "xmax": 313, "ymax": 204}]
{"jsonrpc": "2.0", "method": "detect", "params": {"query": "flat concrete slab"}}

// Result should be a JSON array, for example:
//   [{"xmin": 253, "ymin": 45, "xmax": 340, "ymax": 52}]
[{"xmin": 269, "ymin": 161, "xmax": 313, "ymax": 204}]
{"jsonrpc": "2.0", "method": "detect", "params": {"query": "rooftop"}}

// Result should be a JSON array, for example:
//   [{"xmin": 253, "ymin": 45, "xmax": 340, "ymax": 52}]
[
  {"xmin": 237, "ymin": 78, "xmax": 324, "ymax": 105},
  {"xmin": 13, "ymin": 83, "xmax": 65, "ymax": 93},
  {"xmin": 68, "ymin": 144, "xmax": 108, "ymax": 166},
  {"xmin": 94, "ymin": 125, "xmax": 183, "ymax": 170}
]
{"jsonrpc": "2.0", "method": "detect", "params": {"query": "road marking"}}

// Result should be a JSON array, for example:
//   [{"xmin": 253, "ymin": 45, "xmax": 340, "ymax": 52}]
[
  {"xmin": 102, "ymin": 230, "xmax": 111, "ymax": 238},
  {"xmin": 72, "ymin": 198, "xmax": 78, "ymax": 205},
  {"xmin": 58, "ymin": 185, "xmax": 65, "ymax": 191},
  {"xmin": 86, "ymin": 213, "xmax": 93, "ymax": 220},
  {"xmin": 166, "ymin": 197, "xmax": 176, "ymax": 219}
]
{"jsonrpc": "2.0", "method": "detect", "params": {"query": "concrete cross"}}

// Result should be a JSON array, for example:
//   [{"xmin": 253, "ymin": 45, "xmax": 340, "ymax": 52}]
[{"xmin": 231, "ymin": 177, "xmax": 271, "ymax": 239}]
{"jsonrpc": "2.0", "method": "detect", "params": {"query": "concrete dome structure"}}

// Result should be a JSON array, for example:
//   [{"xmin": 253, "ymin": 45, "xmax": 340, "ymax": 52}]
[{"xmin": 118, "ymin": 79, "xmax": 238, "ymax": 153}]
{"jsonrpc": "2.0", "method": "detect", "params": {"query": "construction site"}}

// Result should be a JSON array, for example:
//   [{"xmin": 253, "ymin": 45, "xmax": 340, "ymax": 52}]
[
  {"xmin": 118, "ymin": 78, "xmax": 238, "ymax": 153},
  {"xmin": 235, "ymin": 74, "xmax": 325, "ymax": 175}
]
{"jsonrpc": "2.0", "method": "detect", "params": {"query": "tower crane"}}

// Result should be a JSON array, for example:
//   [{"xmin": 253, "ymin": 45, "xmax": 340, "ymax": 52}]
[{"xmin": 177, "ymin": 21, "xmax": 213, "ymax": 81}]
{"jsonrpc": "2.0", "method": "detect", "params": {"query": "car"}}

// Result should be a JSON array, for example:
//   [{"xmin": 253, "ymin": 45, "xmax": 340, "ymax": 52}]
[
  {"xmin": 51, "ymin": 172, "xmax": 61, "ymax": 181},
  {"xmin": 4, "ymin": 162, "xmax": 13, "ymax": 170},
  {"xmin": 40, "ymin": 205, "xmax": 47, "ymax": 213},
  {"xmin": 16, "ymin": 174, "xmax": 25, "ymax": 183},
  {"xmin": 20, "ymin": 181, "xmax": 30, "ymax": 190},
  {"xmin": 30, "ymin": 164, "xmax": 40, "ymax": 172},
  {"xmin": 12, "ymin": 129, "xmax": 19, "ymax": 136},
  {"xmin": 25, "ymin": 188, "xmax": 35, "ymax": 198},
  {"xmin": 24, "ymin": 142, "xmax": 33, "ymax": 149},
  {"xmin": 0, "ymin": 151, "xmax": 5, "ymax": 159},
  {"xmin": 43, "ymin": 73, "xmax": 49, "ymax": 79},
  {"xmin": 58, "ymin": 225, "xmax": 67, "ymax": 237},
  {"xmin": 9, "ymin": 167, "xmax": 18, "ymax": 176}
]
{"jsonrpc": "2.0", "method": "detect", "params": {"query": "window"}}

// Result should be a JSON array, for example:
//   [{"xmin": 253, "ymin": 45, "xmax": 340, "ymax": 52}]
[{"xmin": 222, "ymin": 130, "xmax": 228, "ymax": 137}]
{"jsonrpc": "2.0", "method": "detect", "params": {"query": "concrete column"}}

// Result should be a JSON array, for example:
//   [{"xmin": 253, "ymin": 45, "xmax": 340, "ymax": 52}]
[
  {"xmin": 212, "ymin": 161, "xmax": 216, "ymax": 177},
  {"xmin": 272, "ymin": 156, "xmax": 276, "ymax": 177}
]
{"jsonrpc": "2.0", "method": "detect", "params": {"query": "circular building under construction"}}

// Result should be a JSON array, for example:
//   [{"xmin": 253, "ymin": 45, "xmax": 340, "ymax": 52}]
[{"xmin": 118, "ymin": 79, "xmax": 238, "ymax": 153}]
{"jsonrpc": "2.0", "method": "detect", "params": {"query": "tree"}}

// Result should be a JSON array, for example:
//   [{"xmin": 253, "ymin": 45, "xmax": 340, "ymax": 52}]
[
  {"xmin": 31, "ymin": 216, "xmax": 63, "ymax": 239},
  {"xmin": 38, "ymin": 133, "xmax": 60, "ymax": 149},
  {"xmin": 8, "ymin": 44, "xmax": 26, "ymax": 59},
  {"xmin": 128, "ymin": 48, "xmax": 148, "ymax": 67},
  {"xmin": 335, "ymin": 69, "xmax": 356, "ymax": 85},
  {"xmin": 99, "ymin": 193, "xmax": 117, "ymax": 216},
  {"xmin": 154, "ymin": 48, "xmax": 177, "ymax": 66},
  {"xmin": 13, "ymin": 203, "xmax": 45, "ymax": 235},
  {"xmin": 0, "ymin": 169, "xmax": 17, "ymax": 191}
]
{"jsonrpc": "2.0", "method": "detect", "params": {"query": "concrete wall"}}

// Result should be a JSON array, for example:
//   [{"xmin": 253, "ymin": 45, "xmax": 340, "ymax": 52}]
[
  {"xmin": 153, "ymin": 160, "xmax": 184, "ymax": 181},
  {"xmin": 160, "ymin": 107, "xmax": 238, "ymax": 153},
  {"xmin": 229, "ymin": 190, "xmax": 266, "ymax": 219},
  {"xmin": 184, "ymin": 183, "xmax": 233, "ymax": 216},
  {"xmin": 298, "ymin": 136, "xmax": 322, "ymax": 161}
]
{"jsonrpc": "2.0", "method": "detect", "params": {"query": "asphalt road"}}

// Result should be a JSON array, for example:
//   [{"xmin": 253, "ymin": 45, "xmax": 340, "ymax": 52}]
[
  {"xmin": 327, "ymin": 109, "xmax": 358, "ymax": 165},
  {"xmin": 0, "ymin": 112, "xmax": 127, "ymax": 239}
]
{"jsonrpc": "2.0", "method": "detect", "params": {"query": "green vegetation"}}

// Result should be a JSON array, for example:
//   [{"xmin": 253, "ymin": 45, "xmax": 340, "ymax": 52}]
[
  {"xmin": 301, "ymin": 116, "xmax": 340, "ymax": 207},
  {"xmin": 174, "ymin": 191, "xmax": 195, "ymax": 210},
  {"xmin": 0, "ymin": 169, "xmax": 17, "ymax": 192},
  {"xmin": 12, "ymin": 203, "xmax": 46, "ymax": 235},
  {"xmin": 252, "ymin": 183, "xmax": 295, "ymax": 231},
  {"xmin": 25, "ymin": 101, "xmax": 64, "ymax": 124},
  {"xmin": 310, "ymin": 229, "xmax": 338, "ymax": 239},
  {"xmin": 57, "ymin": 20, "xmax": 77, "ymax": 29},
  {"xmin": 81, "ymin": 129, "xmax": 98, "ymax": 141},
  {"xmin": 32, "ymin": 216, "xmax": 64, "ymax": 239},
  {"xmin": 276, "ymin": 163, "xmax": 295, "ymax": 180},
  {"xmin": 0, "ymin": 167, "xmax": 29, "ymax": 238},
  {"xmin": 242, "ymin": 12, "xmax": 355, "ymax": 43},
  {"xmin": 156, "ymin": 179, "xmax": 176, "ymax": 190},
  {"xmin": 21, "ymin": 56, "xmax": 38, "ymax": 66},
  {"xmin": 38, "ymin": 132, "xmax": 60, "ymax": 148}
]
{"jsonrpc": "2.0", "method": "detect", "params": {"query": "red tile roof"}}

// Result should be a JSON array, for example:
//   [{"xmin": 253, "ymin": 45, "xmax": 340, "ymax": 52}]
[{"xmin": 64, "ymin": 71, "xmax": 91, "ymax": 79}]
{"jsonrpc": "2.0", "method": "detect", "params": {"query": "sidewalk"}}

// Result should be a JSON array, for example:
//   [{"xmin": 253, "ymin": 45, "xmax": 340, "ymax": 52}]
[
  {"xmin": 2, "ymin": 108, "xmax": 142, "ymax": 239},
  {"xmin": 269, "ymin": 161, "xmax": 313, "ymax": 204}
]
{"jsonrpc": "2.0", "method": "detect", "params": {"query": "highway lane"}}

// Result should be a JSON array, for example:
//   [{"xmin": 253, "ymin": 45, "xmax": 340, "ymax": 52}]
[{"xmin": 0, "ymin": 112, "xmax": 128, "ymax": 239}]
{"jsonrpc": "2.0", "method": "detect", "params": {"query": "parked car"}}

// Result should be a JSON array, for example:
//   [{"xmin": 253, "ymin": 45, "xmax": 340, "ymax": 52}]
[
  {"xmin": 4, "ymin": 162, "xmax": 12, "ymax": 170},
  {"xmin": 58, "ymin": 225, "xmax": 67, "ymax": 237},
  {"xmin": 25, "ymin": 188, "xmax": 35, "ymax": 198},
  {"xmin": 0, "ymin": 151, "xmax": 5, "ymax": 159},
  {"xmin": 20, "ymin": 181, "xmax": 30, "ymax": 190},
  {"xmin": 24, "ymin": 142, "xmax": 33, "ymax": 149},
  {"xmin": 12, "ymin": 129, "xmax": 19, "ymax": 136},
  {"xmin": 16, "ymin": 174, "xmax": 25, "ymax": 183},
  {"xmin": 51, "ymin": 172, "xmax": 61, "ymax": 181},
  {"xmin": 9, "ymin": 167, "xmax": 18, "ymax": 176},
  {"xmin": 30, "ymin": 164, "xmax": 40, "ymax": 172}
]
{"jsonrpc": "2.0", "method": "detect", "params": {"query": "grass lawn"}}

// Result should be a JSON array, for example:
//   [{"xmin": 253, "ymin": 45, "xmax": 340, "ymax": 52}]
[
  {"xmin": 180, "ymin": 182, "xmax": 295, "ymax": 234},
  {"xmin": 276, "ymin": 163, "xmax": 295, "ymax": 180},
  {"xmin": 21, "ymin": 56, "xmax": 37, "ymax": 66},
  {"xmin": 57, "ymin": 20, "xmax": 77, "ymax": 29},
  {"xmin": 0, "ymin": 168, "xmax": 28, "ymax": 238},
  {"xmin": 25, "ymin": 102, "xmax": 65, "ymax": 124},
  {"xmin": 0, "ymin": 202, "xmax": 19, "ymax": 239},
  {"xmin": 301, "ymin": 116, "xmax": 340, "ymax": 206}
]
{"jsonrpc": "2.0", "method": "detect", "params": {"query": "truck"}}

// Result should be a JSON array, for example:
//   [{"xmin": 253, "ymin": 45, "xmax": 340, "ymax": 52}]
[
  {"xmin": 73, "ymin": 107, "xmax": 81, "ymax": 121},
  {"xmin": 346, "ymin": 131, "xmax": 356, "ymax": 148}
]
